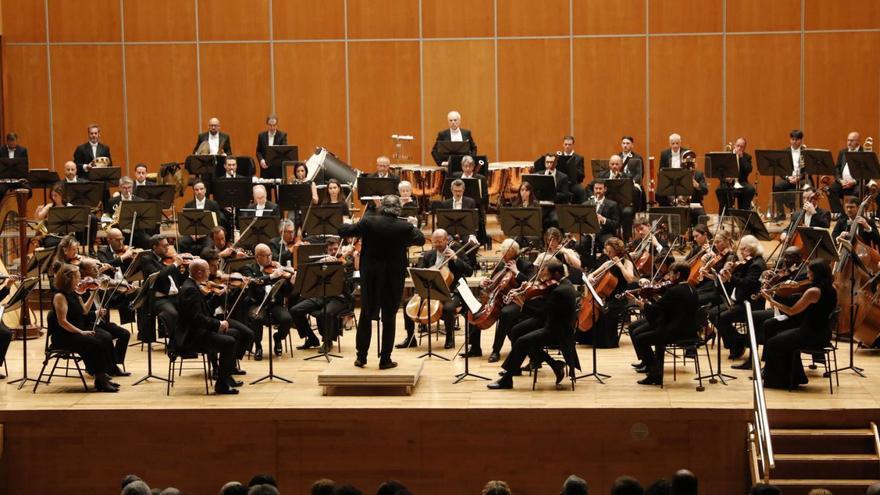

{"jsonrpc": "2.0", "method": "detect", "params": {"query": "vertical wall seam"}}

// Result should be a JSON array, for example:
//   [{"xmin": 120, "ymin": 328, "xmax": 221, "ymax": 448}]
[
  {"xmin": 418, "ymin": 0, "xmax": 425, "ymax": 167},
  {"xmin": 194, "ymin": 0, "xmax": 203, "ymax": 127},
  {"xmin": 569, "ymin": 0, "xmax": 575, "ymax": 136},
  {"xmin": 120, "ymin": 0, "xmax": 130, "ymax": 173},
  {"xmin": 493, "ymin": 0, "xmax": 500, "ymax": 160},
  {"xmin": 268, "ymin": 0, "xmax": 276, "ymax": 114},
  {"xmin": 722, "ymin": 0, "xmax": 727, "ymax": 144},
  {"xmin": 343, "ymin": 0, "xmax": 351, "ymax": 161},
  {"xmin": 44, "ymin": 0, "xmax": 56, "ymax": 167},
  {"xmin": 645, "ymin": 0, "xmax": 650, "ymax": 155}
]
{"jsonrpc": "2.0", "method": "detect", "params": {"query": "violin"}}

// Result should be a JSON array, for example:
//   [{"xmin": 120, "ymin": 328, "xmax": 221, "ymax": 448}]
[
  {"xmin": 616, "ymin": 280, "xmax": 673, "ymax": 301},
  {"xmin": 199, "ymin": 280, "xmax": 227, "ymax": 296},
  {"xmin": 698, "ymin": 248, "xmax": 730, "ymax": 281},
  {"xmin": 505, "ymin": 277, "xmax": 558, "ymax": 308},
  {"xmin": 75, "ymin": 276, "xmax": 102, "ymax": 294},
  {"xmin": 262, "ymin": 261, "xmax": 296, "ymax": 279},
  {"xmin": 754, "ymin": 278, "xmax": 809, "ymax": 301}
]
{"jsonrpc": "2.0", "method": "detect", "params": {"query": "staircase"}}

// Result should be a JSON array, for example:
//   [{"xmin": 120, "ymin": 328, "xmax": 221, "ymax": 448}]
[{"xmin": 749, "ymin": 422, "xmax": 880, "ymax": 495}]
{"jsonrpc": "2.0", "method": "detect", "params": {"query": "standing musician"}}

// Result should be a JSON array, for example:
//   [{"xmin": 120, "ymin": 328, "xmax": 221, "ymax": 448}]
[
  {"xmin": 658, "ymin": 133, "xmax": 691, "ymax": 206},
  {"xmin": 177, "ymin": 259, "xmax": 241, "ymax": 395},
  {"xmin": 561, "ymin": 135, "xmax": 587, "ymax": 204},
  {"xmin": 194, "ymin": 117, "xmax": 232, "ymax": 157},
  {"xmin": 255, "ymin": 114, "xmax": 288, "ymax": 179},
  {"xmin": 49, "ymin": 264, "xmax": 120, "ymax": 392},
  {"xmin": 72, "ymin": 124, "xmax": 112, "ymax": 176},
  {"xmin": 715, "ymin": 137, "xmax": 756, "ymax": 212},
  {"xmin": 75, "ymin": 258, "xmax": 131, "ymax": 376},
  {"xmin": 710, "ymin": 234, "xmax": 766, "ymax": 360},
  {"xmin": 134, "ymin": 235, "xmax": 188, "ymax": 343},
  {"xmin": 401, "ymin": 229, "xmax": 475, "ymax": 352},
  {"xmin": 779, "ymin": 187, "xmax": 831, "ymax": 242},
  {"xmin": 338, "ymin": 195, "xmax": 425, "ymax": 369},
  {"xmin": 487, "ymin": 260, "xmax": 577, "ymax": 390},
  {"xmin": 240, "ymin": 243, "xmax": 295, "ymax": 360},
  {"xmin": 761, "ymin": 259, "xmax": 837, "ymax": 389},
  {"xmin": 828, "ymin": 131, "xmax": 863, "ymax": 215},
  {"xmin": 580, "ymin": 237, "xmax": 638, "ymax": 348},
  {"xmin": 289, "ymin": 238, "xmax": 355, "ymax": 354},
  {"xmin": 591, "ymin": 156, "xmax": 631, "ymax": 239},
  {"xmin": 431, "ymin": 110, "xmax": 477, "ymax": 166},
  {"xmin": 620, "ymin": 136, "xmax": 644, "ymax": 193},
  {"xmin": 628, "ymin": 262, "xmax": 699, "ymax": 386},
  {"xmin": 832, "ymin": 196, "xmax": 880, "ymax": 248},
  {"xmin": 772, "ymin": 129, "xmax": 806, "ymax": 219}
]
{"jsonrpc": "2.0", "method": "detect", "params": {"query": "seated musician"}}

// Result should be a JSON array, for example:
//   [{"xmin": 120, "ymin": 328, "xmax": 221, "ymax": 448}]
[
  {"xmin": 269, "ymin": 218, "xmax": 298, "ymax": 261},
  {"xmin": 591, "ymin": 155, "xmax": 632, "ymax": 239},
  {"xmin": 289, "ymin": 238, "xmax": 355, "ymax": 353},
  {"xmin": 439, "ymin": 180, "xmax": 481, "ymax": 238},
  {"xmin": 135, "ymin": 235, "xmax": 188, "ymax": 343},
  {"xmin": 431, "ymin": 110, "xmax": 477, "ymax": 166},
  {"xmin": 715, "ymin": 137, "xmax": 756, "ymax": 212},
  {"xmin": 535, "ymin": 227, "xmax": 583, "ymax": 285},
  {"xmin": 692, "ymin": 228, "xmax": 735, "ymax": 306},
  {"xmin": 322, "ymin": 178, "xmax": 351, "ymax": 220},
  {"xmin": 0, "ymin": 276, "xmax": 19, "ymax": 379},
  {"xmin": 49, "ymin": 264, "xmax": 120, "ymax": 392},
  {"xmin": 628, "ymin": 262, "xmax": 699, "ymax": 386},
  {"xmin": 365, "ymin": 156, "xmax": 400, "ymax": 215},
  {"xmin": 401, "ymin": 229, "xmax": 475, "ymax": 351},
  {"xmin": 579, "ymin": 237, "xmax": 638, "ymax": 348},
  {"xmin": 779, "ymin": 187, "xmax": 830, "ymax": 242},
  {"xmin": 772, "ymin": 130, "xmax": 806, "ymax": 220},
  {"xmin": 760, "ymin": 259, "xmax": 837, "ymax": 389},
  {"xmin": 75, "ymin": 258, "xmax": 131, "ymax": 376},
  {"xmin": 176, "ymin": 259, "xmax": 241, "ymax": 395},
  {"xmin": 198, "ymin": 249, "xmax": 254, "ymax": 378},
  {"xmin": 487, "ymin": 259, "xmax": 577, "ymax": 390},
  {"xmin": 732, "ymin": 246, "xmax": 807, "ymax": 370},
  {"xmin": 291, "ymin": 161, "xmax": 319, "ymax": 204},
  {"xmin": 398, "ymin": 181, "xmax": 420, "ymax": 226},
  {"xmin": 35, "ymin": 182, "xmax": 68, "ymax": 248},
  {"xmin": 244, "ymin": 184, "xmax": 281, "ymax": 219},
  {"xmin": 710, "ymin": 234, "xmax": 766, "ymax": 360},
  {"xmin": 827, "ymin": 131, "xmax": 863, "ymax": 216},
  {"xmin": 539, "ymin": 154, "xmax": 572, "ymax": 204},
  {"xmin": 107, "ymin": 176, "xmax": 152, "ymax": 249},
  {"xmin": 450, "ymin": 155, "xmax": 490, "ymax": 245},
  {"xmin": 681, "ymin": 150, "xmax": 709, "ymax": 226},
  {"xmin": 627, "ymin": 218, "xmax": 670, "ymax": 278},
  {"xmin": 204, "ymin": 226, "xmax": 246, "ymax": 260},
  {"xmin": 832, "ymin": 195, "xmax": 880, "ymax": 248},
  {"xmin": 584, "ymin": 179, "xmax": 621, "ymax": 250},
  {"xmin": 133, "ymin": 163, "xmax": 155, "ymax": 188},
  {"xmin": 179, "ymin": 180, "xmax": 225, "ymax": 255},
  {"xmin": 95, "ymin": 227, "xmax": 138, "ymax": 324},
  {"xmin": 240, "ymin": 243, "xmax": 295, "ymax": 360}
]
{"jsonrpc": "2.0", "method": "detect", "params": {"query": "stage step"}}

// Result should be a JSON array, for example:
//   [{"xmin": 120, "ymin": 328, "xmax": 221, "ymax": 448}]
[
  {"xmin": 766, "ymin": 478, "xmax": 880, "ymax": 495},
  {"xmin": 771, "ymin": 428, "xmax": 877, "ymax": 455}
]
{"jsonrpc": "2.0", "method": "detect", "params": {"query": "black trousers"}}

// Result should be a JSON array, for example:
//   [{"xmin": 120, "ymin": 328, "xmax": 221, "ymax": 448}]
[
  {"xmin": 249, "ymin": 302, "xmax": 293, "ymax": 346},
  {"xmin": 762, "ymin": 327, "xmax": 824, "ymax": 389},
  {"xmin": 290, "ymin": 297, "xmax": 350, "ymax": 342},
  {"xmin": 52, "ymin": 330, "xmax": 112, "ymax": 376},
  {"xmin": 97, "ymin": 320, "xmax": 130, "ymax": 364},
  {"xmin": 772, "ymin": 179, "xmax": 799, "ymax": 214},
  {"xmin": 227, "ymin": 318, "xmax": 254, "ymax": 360},
  {"xmin": 0, "ymin": 323, "xmax": 12, "ymax": 367},
  {"xmin": 500, "ymin": 327, "xmax": 557, "ymax": 373},
  {"xmin": 716, "ymin": 184, "xmax": 756, "ymax": 213},
  {"xmin": 356, "ymin": 270, "xmax": 406, "ymax": 362},
  {"xmin": 827, "ymin": 180, "xmax": 860, "ymax": 214},
  {"xmin": 631, "ymin": 328, "xmax": 668, "ymax": 380},
  {"xmin": 193, "ymin": 331, "xmax": 236, "ymax": 381},
  {"xmin": 490, "ymin": 302, "xmax": 540, "ymax": 354},
  {"xmin": 711, "ymin": 303, "xmax": 747, "ymax": 351}
]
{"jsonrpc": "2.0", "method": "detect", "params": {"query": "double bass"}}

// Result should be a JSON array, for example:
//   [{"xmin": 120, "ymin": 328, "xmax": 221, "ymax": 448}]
[{"xmin": 834, "ymin": 192, "xmax": 878, "ymax": 335}]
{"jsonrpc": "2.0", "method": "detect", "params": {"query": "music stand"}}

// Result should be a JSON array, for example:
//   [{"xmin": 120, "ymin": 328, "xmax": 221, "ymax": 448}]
[
  {"xmin": 5, "ymin": 277, "xmax": 42, "ymax": 389},
  {"xmin": 118, "ymin": 200, "xmax": 162, "ymax": 246},
  {"xmin": 294, "ymin": 243, "xmax": 328, "ymax": 267},
  {"xmin": 520, "ymin": 174, "xmax": 556, "ymax": 203},
  {"xmin": 129, "ymin": 272, "xmax": 170, "ymax": 385},
  {"xmin": 236, "ymin": 216, "xmax": 280, "ymax": 250},
  {"xmin": 756, "ymin": 149, "xmax": 795, "ymax": 217},
  {"xmin": 590, "ymin": 159, "xmax": 610, "ymax": 179},
  {"xmin": 802, "ymin": 149, "xmax": 837, "ymax": 179},
  {"xmin": 46, "ymin": 206, "xmax": 90, "ymax": 235},
  {"xmin": 436, "ymin": 209, "xmax": 478, "ymax": 239},
  {"xmin": 435, "ymin": 141, "xmax": 471, "ymax": 165},
  {"xmin": 657, "ymin": 169, "xmax": 694, "ymax": 198},
  {"xmin": 295, "ymin": 262, "xmax": 345, "ymax": 361},
  {"xmin": 845, "ymin": 150, "xmax": 880, "ymax": 182},
  {"xmin": 265, "ymin": 145, "xmax": 298, "ymax": 173},
  {"xmin": 185, "ymin": 154, "xmax": 220, "ymax": 176},
  {"xmin": 0, "ymin": 157, "xmax": 28, "ymax": 180},
  {"xmin": 557, "ymin": 204, "xmax": 599, "ymax": 238},
  {"xmin": 727, "ymin": 208, "xmax": 772, "ymax": 241},
  {"xmin": 221, "ymin": 256, "xmax": 254, "ymax": 275},
  {"xmin": 303, "ymin": 205, "xmax": 343, "ymax": 236},
  {"xmin": 65, "ymin": 181, "xmax": 104, "ymax": 208},
  {"xmin": 453, "ymin": 278, "xmax": 490, "ymax": 384},
  {"xmin": 24, "ymin": 245, "xmax": 56, "ymax": 335},
  {"xmin": 795, "ymin": 227, "xmax": 839, "ymax": 264},
  {"xmin": 575, "ymin": 279, "xmax": 610, "ymax": 384},
  {"xmin": 134, "ymin": 184, "xmax": 176, "ymax": 210},
  {"xmin": 250, "ymin": 279, "xmax": 293, "ymax": 384},
  {"xmin": 87, "ymin": 166, "xmax": 121, "ymax": 184},
  {"xmin": 178, "ymin": 209, "xmax": 218, "ymax": 238},
  {"xmin": 603, "ymin": 179, "xmax": 634, "ymax": 209},
  {"xmin": 212, "ymin": 178, "xmax": 252, "ymax": 208},
  {"xmin": 276, "ymin": 183, "xmax": 315, "ymax": 218},
  {"xmin": 356, "ymin": 177, "xmax": 398, "ymax": 202},
  {"xmin": 28, "ymin": 169, "xmax": 60, "ymax": 203},
  {"xmin": 408, "ymin": 267, "xmax": 452, "ymax": 360},
  {"xmin": 646, "ymin": 206, "xmax": 689, "ymax": 239},
  {"xmin": 499, "ymin": 207, "xmax": 543, "ymax": 239}
]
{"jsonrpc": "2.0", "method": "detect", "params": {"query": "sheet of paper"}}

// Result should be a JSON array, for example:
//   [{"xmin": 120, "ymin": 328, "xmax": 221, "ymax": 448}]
[{"xmin": 457, "ymin": 278, "xmax": 482, "ymax": 314}]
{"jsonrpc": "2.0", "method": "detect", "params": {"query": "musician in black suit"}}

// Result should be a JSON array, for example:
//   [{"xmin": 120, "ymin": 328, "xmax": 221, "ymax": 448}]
[
  {"xmin": 715, "ymin": 137, "xmax": 756, "ymax": 212},
  {"xmin": 96, "ymin": 227, "xmax": 137, "ymax": 324},
  {"xmin": 176, "ymin": 259, "xmax": 240, "ymax": 394},
  {"xmin": 255, "ymin": 114, "xmax": 289, "ymax": 179},
  {"xmin": 628, "ymin": 262, "xmax": 700, "ymax": 386},
  {"xmin": 268, "ymin": 218, "xmax": 297, "ymax": 261},
  {"xmin": 832, "ymin": 195, "xmax": 880, "ymax": 248},
  {"xmin": 193, "ymin": 117, "xmax": 232, "ymax": 156},
  {"xmin": 682, "ymin": 151, "xmax": 709, "ymax": 226},
  {"xmin": 0, "ymin": 132, "xmax": 28, "ymax": 164},
  {"xmin": 620, "ymin": 136, "xmax": 644, "ymax": 185},
  {"xmin": 583, "ymin": 180, "xmax": 620, "ymax": 250},
  {"xmin": 659, "ymin": 133, "xmax": 690, "ymax": 170},
  {"xmin": 772, "ymin": 129, "xmax": 806, "ymax": 219},
  {"xmin": 364, "ymin": 156, "xmax": 401, "ymax": 215},
  {"xmin": 134, "ymin": 235, "xmax": 188, "ymax": 343},
  {"xmin": 450, "ymin": 155, "xmax": 489, "ymax": 209},
  {"xmin": 540, "ymin": 154, "xmax": 572, "ymax": 204},
  {"xmin": 780, "ymin": 188, "xmax": 831, "ymax": 243},
  {"xmin": 239, "ymin": 243, "xmax": 296, "ymax": 360},
  {"xmin": 178, "ymin": 180, "xmax": 225, "ymax": 255},
  {"xmin": 133, "ymin": 163, "xmax": 156, "ymax": 188},
  {"xmin": 487, "ymin": 259, "xmax": 578, "ymax": 390},
  {"xmin": 430, "ymin": 110, "xmax": 477, "ymax": 166},
  {"xmin": 241, "ymin": 184, "xmax": 281, "ymax": 221},
  {"xmin": 710, "ymin": 235, "xmax": 767, "ymax": 359},
  {"xmin": 828, "ymin": 131, "xmax": 863, "ymax": 215},
  {"xmin": 338, "ymin": 195, "xmax": 425, "ymax": 369},
  {"xmin": 72, "ymin": 124, "xmax": 112, "ymax": 176},
  {"xmin": 561, "ymin": 136, "xmax": 587, "ymax": 204},
  {"xmin": 592, "ymin": 155, "xmax": 631, "ymax": 239}
]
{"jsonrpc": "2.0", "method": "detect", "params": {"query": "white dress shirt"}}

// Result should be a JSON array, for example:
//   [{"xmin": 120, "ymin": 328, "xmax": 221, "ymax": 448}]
[
  {"xmin": 91, "ymin": 142, "xmax": 99, "ymax": 160},
  {"xmin": 195, "ymin": 198, "xmax": 206, "ymax": 209},
  {"xmin": 268, "ymin": 132, "xmax": 276, "ymax": 147},
  {"xmin": 670, "ymin": 150, "xmax": 681, "ymax": 169},
  {"xmin": 842, "ymin": 147, "xmax": 858, "ymax": 182},
  {"xmin": 208, "ymin": 133, "xmax": 220, "ymax": 155},
  {"xmin": 450, "ymin": 128, "xmax": 463, "ymax": 142},
  {"xmin": 790, "ymin": 146, "xmax": 802, "ymax": 176},
  {"xmin": 7, "ymin": 148, "xmax": 14, "ymax": 159},
  {"xmin": 255, "ymin": 203, "xmax": 266, "ymax": 217}
]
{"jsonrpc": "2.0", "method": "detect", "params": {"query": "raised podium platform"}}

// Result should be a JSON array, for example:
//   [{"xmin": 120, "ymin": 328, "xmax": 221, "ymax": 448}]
[{"xmin": 317, "ymin": 358, "xmax": 424, "ymax": 395}]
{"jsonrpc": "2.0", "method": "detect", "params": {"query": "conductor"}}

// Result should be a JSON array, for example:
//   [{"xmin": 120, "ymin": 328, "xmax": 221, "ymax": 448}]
[{"xmin": 338, "ymin": 195, "xmax": 425, "ymax": 369}]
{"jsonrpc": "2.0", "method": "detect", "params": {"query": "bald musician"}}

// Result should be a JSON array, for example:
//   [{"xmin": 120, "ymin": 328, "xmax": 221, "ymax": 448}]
[{"xmin": 431, "ymin": 110, "xmax": 477, "ymax": 166}]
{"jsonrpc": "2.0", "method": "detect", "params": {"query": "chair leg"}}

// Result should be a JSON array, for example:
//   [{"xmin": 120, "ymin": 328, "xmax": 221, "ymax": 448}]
[
  {"xmin": 693, "ymin": 346, "xmax": 704, "ymax": 392},
  {"xmin": 672, "ymin": 347, "xmax": 678, "ymax": 382},
  {"xmin": 832, "ymin": 348, "xmax": 840, "ymax": 387},
  {"xmin": 825, "ymin": 351, "xmax": 833, "ymax": 395},
  {"xmin": 166, "ymin": 357, "xmax": 174, "ymax": 396},
  {"xmin": 47, "ymin": 357, "xmax": 62, "ymax": 385},
  {"xmin": 202, "ymin": 354, "xmax": 210, "ymax": 395},
  {"xmin": 531, "ymin": 366, "xmax": 539, "ymax": 391},
  {"xmin": 32, "ymin": 356, "xmax": 53, "ymax": 393},
  {"xmin": 72, "ymin": 358, "xmax": 88, "ymax": 392}
]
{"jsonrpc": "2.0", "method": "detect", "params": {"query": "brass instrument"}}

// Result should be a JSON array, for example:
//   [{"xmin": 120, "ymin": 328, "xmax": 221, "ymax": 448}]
[
  {"xmin": 866, "ymin": 137, "xmax": 874, "ymax": 152},
  {"xmin": 724, "ymin": 142, "xmax": 733, "ymax": 152},
  {"xmin": 158, "ymin": 162, "xmax": 190, "ymax": 198}
]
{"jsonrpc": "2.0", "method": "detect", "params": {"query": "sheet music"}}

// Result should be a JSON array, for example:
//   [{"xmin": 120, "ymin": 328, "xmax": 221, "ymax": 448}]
[{"xmin": 456, "ymin": 278, "xmax": 482, "ymax": 314}]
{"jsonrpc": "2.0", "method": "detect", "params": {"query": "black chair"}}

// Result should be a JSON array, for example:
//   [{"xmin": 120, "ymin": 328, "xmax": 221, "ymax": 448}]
[
  {"xmin": 792, "ymin": 308, "xmax": 841, "ymax": 394},
  {"xmin": 33, "ymin": 311, "xmax": 89, "ymax": 393},
  {"xmin": 166, "ymin": 346, "xmax": 213, "ymax": 396}
]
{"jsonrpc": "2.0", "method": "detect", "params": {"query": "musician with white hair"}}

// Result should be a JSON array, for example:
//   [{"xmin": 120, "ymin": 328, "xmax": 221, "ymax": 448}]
[
  {"xmin": 431, "ymin": 110, "xmax": 477, "ymax": 166},
  {"xmin": 245, "ymin": 184, "xmax": 281, "ymax": 218}
]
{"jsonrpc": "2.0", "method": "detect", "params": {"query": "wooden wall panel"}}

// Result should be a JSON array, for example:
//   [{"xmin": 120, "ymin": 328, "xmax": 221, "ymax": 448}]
[
  {"xmin": 804, "ymin": 32, "xmax": 880, "ymax": 151},
  {"xmin": 805, "ymin": 0, "xmax": 880, "ymax": 30},
  {"xmin": 498, "ymin": 0, "xmax": 570, "ymax": 37},
  {"xmin": 125, "ymin": 45, "xmax": 199, "ymax": 168},
  {"xmin": 648, "ymin": 0, "xmax": 723, "ymax": 34},
  {"xmin": 3, "ymin": 46, "xmax": 51, "ymax": 167},
  {"xmin": 726, "ymin": 0, "xmax": 801, "ymax": 32},
  {"xmin": 422, "ymin": 40, "xmax": 496, "ymax": 163},
  {"xmin": 273, "ymin": 0, "xmax": 345, "ymax": 40},
  {"xmin": 123, "ymin": 0, "xmax": 196, "ymax": 42},
  {"xmin": 2, "ymin": 0, "xmax": 45, "ymax": 43},
  {"xmin": 497, "ymin": 39, "xmax": 570, "ymax": 161},
  {"xmin": 347, "ymin": 0, "xmax": 419, "ymax": 39},
  {"xmin": 573, "ymin": 0, "xmax": 645, "ymax": 36},
  {"xmin": 49, "ymin": 44, "xmax": 126, "ymax": 169},
  {"xmin": 199, "ymin": 43, "xmax": 273, "ymax": 158},
  {"xmin": 198, "ymin": 0, "xmax": 269, "ymax": 41},
  {"xmin": 726, "ymin": 35, "xmax": 801, "ymax": 213},
  {"xmin": 422, "ymin": 0, "xmax": 494, "ymax": 38},
  {"xmin": 347, "ymin": 42, "xmax": 421, "ymax": 171},
  {"xmin": 273, "ymin": 43, "xmax": 348, "ymax": 161},
  {"xmin": 47, "ymin": 0, "xmax": 120, "ymax": 42},
  {"xmin": 573, "ymin": 37, "xmax": 646, "ymax": 176}
]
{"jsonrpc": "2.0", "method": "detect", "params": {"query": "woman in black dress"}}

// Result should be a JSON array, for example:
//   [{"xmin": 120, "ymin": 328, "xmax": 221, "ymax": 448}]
[
  {"xmin": 580, "ymin": 237, "xmax": 638, "ymax": 348},
  {"xmin": 761, "ymin": 259, "xmax": 837, "ymax": 389},
  {"xmin": 0, "ymin": 276, "xmax": 17, "ymax": 379},
  {"xmin": 322, "ymin": 178, "xmax": 351, "ymax": 219},
  {"xmin": 48, "ymin": 263, "xmax": 119, "ymax": 392}
]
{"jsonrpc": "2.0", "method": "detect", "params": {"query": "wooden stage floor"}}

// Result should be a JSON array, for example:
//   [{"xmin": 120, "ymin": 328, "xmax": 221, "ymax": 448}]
[{"xmin": 2, "ymin": 310, "xmax": 879, "ymax": 412}]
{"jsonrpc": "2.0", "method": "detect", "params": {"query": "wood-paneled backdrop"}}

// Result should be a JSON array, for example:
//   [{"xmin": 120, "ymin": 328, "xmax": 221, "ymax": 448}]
[{"xmin": 2, "ymin": 0, "xmax": 880, "ymax": 213}]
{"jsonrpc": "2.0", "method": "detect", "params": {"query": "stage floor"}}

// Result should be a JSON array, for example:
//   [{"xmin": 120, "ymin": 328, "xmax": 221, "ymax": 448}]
[{"xmin": 2, "ymin": 311, "xmax": 879, "ymax": 412}]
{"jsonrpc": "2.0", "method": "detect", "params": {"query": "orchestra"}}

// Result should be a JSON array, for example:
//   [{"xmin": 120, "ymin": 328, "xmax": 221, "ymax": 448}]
[{"xmin": 3, "ymin": 116, "xmax": 877, "ymax": 398}]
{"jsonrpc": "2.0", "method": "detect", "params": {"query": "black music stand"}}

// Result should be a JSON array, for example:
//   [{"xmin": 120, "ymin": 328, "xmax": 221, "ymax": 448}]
[
  {"xmin": 46, "ymin": 206, "xmax": 90, "ymax": 235},
  {"xmin": 28, "ymin": 169, "xmax": 60, "ymax": 203},
  {"xmin": 134, "ymin": 184, "xmax": 175, "ymax": 210},
  {"xmin": 294, "ymin": 243, "xmax": 328, "ymax": 267},
  {"xmin": 727, "ymin": 208, "xmax": 772, "ymax": 241},
  {"xmin": 603, "ymin": 179, "xmax": 634, "ymax": 209},
  {"xmin": 303, "ymin": 205, "xmax": 343, "ymax": 236},
  {"xmin": 25, "ymin": 246, "xmax": 57, "ymax": 335},
  {"xmin": 185, "ymin": 154, "xmax": 220, "ymax": 176},
  {"xmin": 295, "ymin": 262, "xmax": 345, "ymax": 361},
  {"xmin": 802, "ymin": 149, "xmax": 837, "ymax": 179},
  {"xmin": 221, "ymin": 256, "xmax": 254, "ymax": 275},
  {"xmin": 436, "ymin": 209, "xmax": 478, "ymax": 239},
  {"xmin": 452, "ymin": 278, "xmax": 489, "ymax": 384},
  {"xmin": 236, "ymin": 216, "xmax": 280, "ymax": 251},
  {"xmin": 87, "ymin": 166, "xmax": 121, "ymax": 184},
  {"xmin": 118, "ymin": 200, "xmax": 162, "ymax": 247},
  {"xmin": 657, "ymin": 169, "xmax": 694, "ymax": 198},
  {"xmin": 706, "ymin": 152, "xmax": 739, "ymax": 209},
  {"xmin": 277, "ymin": 183, "xmax": 315, "ymax": 221},
  {"xmin": 265, "ymin": 145, "xmax": 298, "ymax": 174},
  {"xmin": 756, "ymin": 149, "xmax": 794, "ymax": 217},
  {"xmin": 590, "ymin": 159, "xmax": 610, "ymax": 179},
  {"xmin": 0, "ymin": 157, "xmax": 28, "ymax": 180},
  {"xmin": 6, "ymin": 277, "xmax": 41, "ymax": 390},
  {"xmin": 130, "ymin": 272, "xmax": 169, "ymax": 385},
  {"xmin": 646, "ymin": 206, "xmax": 689, "ymax": 239},
  {"xmin": 575, "ymin": 280, "xmax": 610, "ymax": 384},
  {"xmin": 796, "ymin": 227, "xmax": 838, "ymax": 264},
  {"xmin": 179, "ymin": 209, "xmax": 218, "ymax": 239},
  {"xmin": 557, "ymin": 204, "xmax": 599, "ymax": 240},
  {"xmin": 520, "ymin": 174, "xmax": 556, "ymax": 203},
  {"xmin": 212, "ymin": 178, "xmax": 253, "ymax": 208},
  {"xmin": 435, "ymin": 141, "xmax": 471, "ymax": 165},
  {"xmin": 499, "ymin": 207, "xmax": 543, "ymax": 240},
  {"xmin": 408, "ymin": 267, "xmax": 452, "ymax": 360},
  {"xmin": 356, "ymin": 177, "xmax": 398, "ymax": 202},
  {"xmin": 845, "ymin": 150, "xmax": 880, "ymax": 184},
  {"xmin": 250, "ymin": 279, "xmax": 292, "ymax": 384},
  {"xmin": 64, "ymin": 181, "xmax": 103, "ymax": 208}
]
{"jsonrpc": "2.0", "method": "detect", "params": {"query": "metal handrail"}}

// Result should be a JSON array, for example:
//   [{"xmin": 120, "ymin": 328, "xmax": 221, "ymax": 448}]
[{"xmin": 746, "ymin": 302, "xmax": 775, "ymax": 481}]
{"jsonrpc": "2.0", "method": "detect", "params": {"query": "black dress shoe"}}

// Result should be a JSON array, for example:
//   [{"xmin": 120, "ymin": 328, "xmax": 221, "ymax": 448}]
[
  {"xmin": 459, "ymin": 347, "xmax": 482, "ymax": 358},
  {"xmin": 634, "ymin": 365, "xmax": 649, "ymax": 374},
  {"xmin": 215, "ymin": 386, "xmax": 239, "ymax": 395},
  {"xmin": 111, "ymin": 368, "xmax": 131, "ymax": 377},
  {"xmin": 395, "ymin": 335, "xmax": 417, "ymax": 348},
  {"xmin": 212, "ymin": 370, "xmax": 220, "ymax": 381},
  {"xmin": 296, "ymin": 338, "xmax": 320, "ymax": 350},
  {"xmin": 108, "ymin": 380, "xmax": 121, "ymax": 388},
  {"xmin": 354, "ymin": 358, "xmax": 366, "ymax": 368},
  {"xmin": 95, "ymin": 380, "xmax": 119, "ymax": 393},
  {"xmin": 487, "ymin": 352, "xmax": 500, "ymax": 363},
  {"xmin": 444, "ymin": 339, "xmax": 455, "ymax": 350},
  {"xmin": 732, "ymin": 360, "xmax": 752, "ymax": 370},
  {"xmin": 379, "ymin": 360, "xmax": 398, "ymax": 370},
  {"xmin": 227, "ymin": 377, "xmax": 243, "ymax": 388},
  {"xmin": 550, "ymin": 360, "xmax": 565, "ymax": 385},
  {"xmin": 487, "ymin": 375, "xmax": 513, "ymax": 389},
  {"xmin": 637, "ymin": 375, "xmax": 663, "ymax": 386},
  {"xmin": 231, "ymin": 368, "xmax": 247, "ymax": 376},
  {"xmin": 254, "ymin": 346, "xmax": 263, "ymax": 361},
  {"xmin": 631, "ymin": 361, "xmax": 646, "ymax": 369}
]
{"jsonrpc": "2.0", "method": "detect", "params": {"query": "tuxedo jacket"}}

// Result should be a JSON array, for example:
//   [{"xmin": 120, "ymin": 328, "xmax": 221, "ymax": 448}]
[
  {"xmin": 243, "ymin": 201, "xmax": 281, "ymax": 219},
  {"xmin": 659, "ymin": 148, "xmax": 691, "ymax": 169},
  {"xmin": 431, "ymin": 128, "xmax": 477, "ymax": 165},
  {"xmin": 621, "ymin": 152, "xmax": 644, "ymax": 184},
  {"xmin": 193, "ymin": 132, "xmax": 232, "ymax": 155},
  {"xmin": 440, "ymin": 196, "xmax": 478, "ymax": 211},
  {"xmin": 836, "ymin": 146, "xmax": 863, "ymax": 179},
  {"xmin": 539, "ymin": 170, "xmax": 571, "ymax": 203},
  {"xmin": 450, "ymin": 172, "xmax": 489, "ymax": 208},
  {"xmin": 644, "ymin": 282, "xmax": 700, "ymax": 341},
  {"xmin": 106, "ymin": 194, "xmax": 144, "ymax": 216},
  {"xmin": 786, "ymin": 207, "xmax": 831, "ymax": 234},
  {"xmin": 184, "ymin": 198, "xmax": 225, "ymax": 225},
  {"xmin": 0, "ymin": 145, "xmax": 28, "ymax": 165},
  {"xmin": 691, "ymin": 170, "xmax": 709, "ymax": 204},
  {"xmin": 176, "ymin": 278, "xmax": 220, "ymax": 350},
  {"xmin": 255, "ymin": 130, "xmax": 289, "ymax": 162},
  {"xmin": 591, "ymin": 197, "xmax": 620, "ymax": 236},
  {"xmin": 536, "ymin": 154, "xmax": 586, "ymax": 184},
  {"xmin": 73, "ymin": 142, "xmax": 112, "ymax": 175}
]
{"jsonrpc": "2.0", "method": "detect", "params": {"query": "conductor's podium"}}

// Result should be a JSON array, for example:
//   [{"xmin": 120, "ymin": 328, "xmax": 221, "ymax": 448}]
[{"xmin": 317, "ymin": 358, "xmax": 424, "ymax": 396}]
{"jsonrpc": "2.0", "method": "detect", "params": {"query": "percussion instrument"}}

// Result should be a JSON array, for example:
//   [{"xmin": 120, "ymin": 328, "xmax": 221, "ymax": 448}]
[
  {"xmin": 487, "ymin": 161, "xmax": 532, "ymax": 205},
  {"xmin": 91, "ymin": 157, "xmax": 111, "ymax": 168},
  {"xmin": 305, "ymin": 147, "xmax": 360, "ymax": 186},
  {"xmin": 393, "ymin": 164, "xmax": 445, "ymax": 198}
]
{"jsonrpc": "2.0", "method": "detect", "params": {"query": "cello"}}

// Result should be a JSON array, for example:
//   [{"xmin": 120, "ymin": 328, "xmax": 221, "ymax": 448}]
[
  {"xmin": 467, "ymin": 243, "xmax": 526, "ymax": 329},
  {"xmin": 405, "ymin": 238, "xmax": 478, "ymax": 325},
  {"xmin": 577, "ymin": 257, "xmax": 620, "ymax": 332}
]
